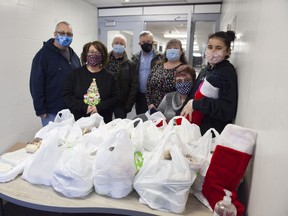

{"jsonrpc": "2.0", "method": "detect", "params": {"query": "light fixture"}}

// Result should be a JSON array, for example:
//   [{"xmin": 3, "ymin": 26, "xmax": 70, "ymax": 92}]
[{"xmin": 164, "ymin": 34, "xmax": 187, "ymax": 39}]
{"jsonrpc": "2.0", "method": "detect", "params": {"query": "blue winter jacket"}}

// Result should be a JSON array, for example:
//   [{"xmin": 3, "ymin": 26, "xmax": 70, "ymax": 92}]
[{"xmin": 30, "ymin": 38, "xmax": 80, "ymax": 116}]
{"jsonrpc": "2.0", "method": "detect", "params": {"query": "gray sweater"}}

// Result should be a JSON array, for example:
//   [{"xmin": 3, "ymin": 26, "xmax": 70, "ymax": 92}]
[{"xmin": 157, "ymin": 91, "xmax": 183, "ymax": 121}]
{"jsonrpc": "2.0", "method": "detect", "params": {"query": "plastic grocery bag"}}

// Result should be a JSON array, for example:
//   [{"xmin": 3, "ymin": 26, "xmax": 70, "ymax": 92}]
[
  {"xmin": 142, "ymin": 120, "xmax": 164, "ymax": 152},
  {"xmin": 35, "ymin": 109, "xmax": 75, "ymax": 139},
  {"xmin": 164, "ymin": 116, "xmax": 201, "ymax": 147},
  {"xmin": 22, "ymin": 129, "xmax": 63, "ymax": 186},
  {"xmin": 93, "ymin": 128, "xmax": 136, "ymax": 198},
  {"xmin": 0, "ymin": 148, "xmax": 33, "ymax": 182},
  {"xmin": 51, "ymin": 144, "xmax": 96, "ymax": 198},
  {"xmin": 134, "ymin": 130, "xmax": 196, "ymax": 213}
]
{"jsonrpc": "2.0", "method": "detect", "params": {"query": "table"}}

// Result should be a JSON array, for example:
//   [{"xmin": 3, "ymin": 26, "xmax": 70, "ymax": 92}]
[{"xmin": 0, "ymin": 143, "xmax": 212, "ymax": 216}]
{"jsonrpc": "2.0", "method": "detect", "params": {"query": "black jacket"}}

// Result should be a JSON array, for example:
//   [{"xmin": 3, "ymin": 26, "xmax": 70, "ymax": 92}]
[
  {"xmin": 184, "ymin": 60, "xmax": 238, "ymax": 135},
  {"xmin": 107, "ymin": 51, "xmax": 138, "ymax": 112}
]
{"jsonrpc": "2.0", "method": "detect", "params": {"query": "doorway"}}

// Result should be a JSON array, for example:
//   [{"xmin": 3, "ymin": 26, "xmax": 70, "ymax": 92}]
[{"xmin": 98, "ymin": 14, "xmax": 220, "ymax": 70}]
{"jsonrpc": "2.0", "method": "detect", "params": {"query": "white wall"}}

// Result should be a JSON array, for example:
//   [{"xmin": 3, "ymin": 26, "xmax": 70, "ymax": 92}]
[
  {"xmin": 221, "ymin": 0, "xmax": 288, "ymax": 215},
  {"xmin": 0, "ymin": 0, "xmax": 98, "ymax": 154}
]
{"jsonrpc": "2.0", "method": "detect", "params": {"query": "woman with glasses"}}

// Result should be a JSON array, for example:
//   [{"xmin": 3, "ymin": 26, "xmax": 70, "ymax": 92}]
[{"xmin": 63, "ymin": 41, "xmax": 120, "ymax": 123}]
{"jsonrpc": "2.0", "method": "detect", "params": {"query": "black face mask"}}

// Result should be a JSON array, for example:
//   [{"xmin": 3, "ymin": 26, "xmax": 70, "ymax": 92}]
[{"xmin": 141, "ymin": 43, "xmax": 153, "ymax": 53}]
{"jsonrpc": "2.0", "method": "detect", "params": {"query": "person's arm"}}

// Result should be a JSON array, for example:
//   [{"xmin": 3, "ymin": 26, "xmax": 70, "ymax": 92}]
[
  {"xmin": 63, "ymin": 70, "xmax": 88, "ymax": 114},
  {"xmin": 193, "ymin": 67, "xmax": 238, "ymax": 122},
  {"xmin": 29, "ymin": 52, "xmax": 46, "ymax": 116},
  {"xmin": 96, "ymin": 73, "xmax": 120, "ymax": 113},
  {"xmin": 146, "ymin": 65, "xmax": 157, "ymax": 109},
  {"xmin": 124, "ymin": 61, "xmax": 138, "ymax": 112}
]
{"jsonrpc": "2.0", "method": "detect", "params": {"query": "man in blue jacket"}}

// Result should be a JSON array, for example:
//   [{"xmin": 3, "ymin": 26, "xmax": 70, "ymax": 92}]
[{"xmin": 30, "ymin": 21, "xmax": 81, "ymax": 126}]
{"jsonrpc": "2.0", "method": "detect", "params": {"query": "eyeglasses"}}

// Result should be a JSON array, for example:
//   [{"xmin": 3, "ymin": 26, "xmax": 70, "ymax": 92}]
[
  {"xmin": 56, "ymin": 31, "xmax": 73, "ymax": 37},
  {"xmin": 175, "ymin": 78, "xmax": 192, "ymax": 84},
  {"xmin": 88, "ymin": 51, "xmax": 101, "ymax": 55}
]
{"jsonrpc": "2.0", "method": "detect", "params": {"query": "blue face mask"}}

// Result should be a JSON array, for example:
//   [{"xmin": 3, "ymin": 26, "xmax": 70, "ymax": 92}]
[
  {"xmin": 175, "ymin": 81, "xmax": 193, "ymax": 95},
  {"xmin": 113, "ymin": 44, "xmax": 125, "ymax": 54},
  {"xmin": 166, "ymin": 48, "xmax": 181, "ymax": 61},
  {"xmin": 56, "ymin": 35, "xmax": 72, "ymax": 47}
]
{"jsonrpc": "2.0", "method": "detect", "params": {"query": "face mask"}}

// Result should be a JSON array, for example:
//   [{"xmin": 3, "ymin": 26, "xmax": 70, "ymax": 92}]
[
  {"xmin": 166, "ymin": 48, "xmax": 181, "ymax": 61},
  {"xmin": 56, "ymin": 35, "xmax": 72, "ymax": 47},
  {"xmin": 113, "ymin": 44, "xmax": 125, "ymax": 54},
  {"xmin": 87, "ymin": 54, "xmax": 102, "ymax": 67},
  {"xmin": 141, "ymin": 43, "xmax": 153, "ymax": 53},
  {"xmin": 205, "ymin": 49, "xmax": 225, "ymax": 65},
  {"xmin": 175, "ymin": 81, "xmax": 193, "ymax": 95}
]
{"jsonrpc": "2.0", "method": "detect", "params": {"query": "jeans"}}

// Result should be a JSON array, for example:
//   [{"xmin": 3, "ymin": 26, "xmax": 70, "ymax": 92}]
[{"xmin": 41, "ymin": 113, "xmax": 57, "ymax": 127}]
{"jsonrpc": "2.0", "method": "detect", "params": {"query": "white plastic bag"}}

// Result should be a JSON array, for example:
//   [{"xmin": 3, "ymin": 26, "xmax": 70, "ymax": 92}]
[
  {"xmin": 142, "ymin": 120, "xmax": 164, "ymax": 152},
  {"xmin": 0, "ymin": 148, "xmax": 33, "ymax": 182},
  {"xmin": 164, "ymin": 116, "xmax": 201, "ymax": 146},
  {"xmin": 35, "ymin": 109, "xmax": 75, "ymax": 139},
  {"xmin": 22, "ymin": 129, "xmax": 63, "ymax": 186},
  {"xmin": 134, "ymin": 130, "xmax": 195, "ymax": 213},
  {"xmin": 93, "ymin": 128, "xmax": 136, "ymax": 198},
  {"xmin": 51, "ymin": 144, "xmax": 96, "ymax": 198}
]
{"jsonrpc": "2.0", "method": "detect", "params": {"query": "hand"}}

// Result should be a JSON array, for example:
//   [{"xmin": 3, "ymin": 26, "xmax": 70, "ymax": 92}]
[
  {"xmin": 87, "ymin": 105, "xmax": 98, "ymax": 115},
  {"xmin": 40, "ymin": 114, "xmax": 47, "ymax": 119},
  {"xmin": 180, "ymin": 99, "xmax": 193, "ymax": 122},
  {"xmin": 148, "ymin": 104, "xmax": 156, "ymax": 110}
]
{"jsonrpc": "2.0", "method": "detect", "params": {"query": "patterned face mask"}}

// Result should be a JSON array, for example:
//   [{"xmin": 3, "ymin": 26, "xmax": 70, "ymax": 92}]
[
  {"xmin": 175, "ymin": 81, "xmax": 193, "ymax": 95},
  {"xmin": 55, "ymin": 35, "xmax": 72, "ymax": 47},
  {"xmin": 205, "ymin": 49, "xmax": 225, "ymax": 65},
  {"xmin": 87, "ymin": 54, "xmax": 102, "ymax": 67}
]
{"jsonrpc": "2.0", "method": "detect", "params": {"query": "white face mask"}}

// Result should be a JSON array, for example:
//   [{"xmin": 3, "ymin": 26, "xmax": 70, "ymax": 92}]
[{"xmin": 205, "ymin": 49, "xmax": 225, "ymax": 65}]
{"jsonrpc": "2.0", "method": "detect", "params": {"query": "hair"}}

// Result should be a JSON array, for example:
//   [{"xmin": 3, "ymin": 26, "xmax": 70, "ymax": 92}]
[
  {"xmin": 208, "ymin": 30, "xmax": 236, "ymax": 59},
  {"xmin": 81, "ymin": 41, "xmax": 108, "ymax": 67},
  {"xmin": 175, "ymin": 64, "xmax": 196, "ymax": 82},
  {"xmin": 112, "ymin": 34, "xmax": 127, "ymax": 45},
  {"xmin": 161, "ymin": 39, "xmax": 188, "ymax": 64},
  {"xmin": 55, "ymin": 21, "xmax": 72, "ymax": 32},
  {"xmin": 139, "ymin": 31, "xmax": 154, "ymax": 39}
]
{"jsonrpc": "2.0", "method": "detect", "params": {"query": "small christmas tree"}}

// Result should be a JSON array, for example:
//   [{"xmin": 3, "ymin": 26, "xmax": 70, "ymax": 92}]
[{"xmin": 83, "ymin": 78, "xmax": 101, "ymax": 106}]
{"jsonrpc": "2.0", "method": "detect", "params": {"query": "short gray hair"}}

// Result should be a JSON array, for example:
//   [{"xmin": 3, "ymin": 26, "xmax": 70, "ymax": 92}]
[
  {"xmin": 113, "ymin": 34, "xmax": 127, "ymax": 45},
  {"xmin": 55, "ymin": 21, "xmax": 72, "ymax": 31},
  {"xmin": 139, "ymin": 31, "xmax": 153, "ymax": 39}
]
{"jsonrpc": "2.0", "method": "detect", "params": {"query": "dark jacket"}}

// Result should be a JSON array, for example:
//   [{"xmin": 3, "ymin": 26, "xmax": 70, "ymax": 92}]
[
  {"xmin": 30, "ymin": 38, "xmax": 81, "ymax": 116},
  {"xmin": 107, "ymin": 51, "xmax": 138, "ymax": 113},
  {"xmin": 131, "ymin": 48, "xmax": 163, "ymax": 92},
  {"xmin": 63, "ymin": 66, "xmax": 120, "ymax": 123},
  {"xmin": 185, "ymin": 60, "xmax": 238, "ymax": 135}
]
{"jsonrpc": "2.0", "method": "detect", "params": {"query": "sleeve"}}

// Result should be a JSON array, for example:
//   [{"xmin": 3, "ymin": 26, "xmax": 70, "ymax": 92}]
[
  {"xmin": 124, "ymin": 61, "xmax": 138, "ymax": 112},
  {"xmin": 157, "ymin": 94, "xmax": 167, "ymax": 114},
  {"xmin": 29, "ymin": 52, "xmax": 46, "ymax": 116},
  {"xmin": 63, "ymin": 71, "xmax": 88, "ymax": 113},
  {"xmin": 96, "ymin": 74, "xmax": 120, "ymax": 113},
  {"xmin": 193, "ymin": 67, "xmax": 238, "ymax": 122},
  {"xmin": 146, "ymin": 64, "xmax": 158, "ymax": 106}
]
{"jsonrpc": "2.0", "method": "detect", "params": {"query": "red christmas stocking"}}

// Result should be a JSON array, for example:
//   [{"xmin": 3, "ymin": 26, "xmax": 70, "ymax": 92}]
[
  {"xmin": 202, "ymin": 145, "xmax": 251, "ymax": 216},
  {"xmin": 191, "ymin": 82, "xmax": 205, "ymax": 126},
  {"xmin": 202, "ymin": 124, "xmax": 257, "ymax": 216}
]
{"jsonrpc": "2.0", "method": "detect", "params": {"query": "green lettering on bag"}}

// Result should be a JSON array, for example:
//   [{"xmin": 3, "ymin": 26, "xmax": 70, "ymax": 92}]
[{"xmin": 134, "ymin": 151, "xmax": 144, "ymax": 172}]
